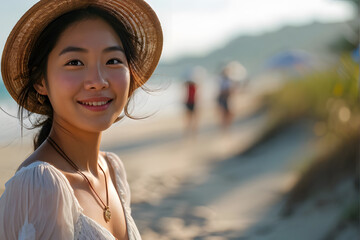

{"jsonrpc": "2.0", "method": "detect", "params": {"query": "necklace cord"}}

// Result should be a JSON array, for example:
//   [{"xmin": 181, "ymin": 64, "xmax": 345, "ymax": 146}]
[{"xmin": 47, "ymin": 137, "xmax": 109, "ymax": 210}]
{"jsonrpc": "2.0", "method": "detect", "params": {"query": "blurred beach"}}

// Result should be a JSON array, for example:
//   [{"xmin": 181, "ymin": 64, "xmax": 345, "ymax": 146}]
[{"xmin": 0, "ymin": 1, "xmax": 359, "ymax": 239}]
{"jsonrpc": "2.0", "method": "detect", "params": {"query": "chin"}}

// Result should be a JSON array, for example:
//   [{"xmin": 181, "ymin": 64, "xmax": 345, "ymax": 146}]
[
  {"xmin": 81, "ymin": 124, "xmax": 112, "ymax": 134},
  {"xmin": 74, "ymin": 117, "xmax": 116, "ymax": 133}
]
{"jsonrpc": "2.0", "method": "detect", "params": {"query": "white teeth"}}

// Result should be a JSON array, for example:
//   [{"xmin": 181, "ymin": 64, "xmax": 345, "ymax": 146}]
[{"xmin": 81, "ymin": 101, "xmax": 108, "ymax": 106}]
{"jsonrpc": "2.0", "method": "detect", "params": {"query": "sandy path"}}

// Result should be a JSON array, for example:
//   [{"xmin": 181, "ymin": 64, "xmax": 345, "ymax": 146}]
[{"xmin": 120, "ymin": 117, "xmax": 318, "ymax": 239}]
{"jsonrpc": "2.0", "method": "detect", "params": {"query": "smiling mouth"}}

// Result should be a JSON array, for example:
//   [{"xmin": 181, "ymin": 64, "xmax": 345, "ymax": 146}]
[{"xmin": 78, "ymin": 100, "xmax": 112, "ymax": 106}]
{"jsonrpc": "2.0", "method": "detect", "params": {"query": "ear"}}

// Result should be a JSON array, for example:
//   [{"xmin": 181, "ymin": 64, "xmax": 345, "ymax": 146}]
[{"xmin": 33, "ymin": 79, "xmax": 48, "ymax": 95}]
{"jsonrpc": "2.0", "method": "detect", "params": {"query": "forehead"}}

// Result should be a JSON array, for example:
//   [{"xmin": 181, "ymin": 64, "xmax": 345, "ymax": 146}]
[{"xmin": 53, "ymin": 18, "xmax": 124, "ymax": 50}]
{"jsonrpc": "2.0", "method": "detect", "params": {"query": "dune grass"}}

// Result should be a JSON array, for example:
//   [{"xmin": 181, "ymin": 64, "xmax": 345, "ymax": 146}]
[{"xmin": 260, "ymin": 53, "xmax": 359, "ymax": 214}]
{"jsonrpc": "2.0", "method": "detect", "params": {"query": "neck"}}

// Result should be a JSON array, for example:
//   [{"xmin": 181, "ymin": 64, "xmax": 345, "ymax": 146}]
[{"xmin": 48, "ymin": 121, "xmax": 102, "ymax": 175}]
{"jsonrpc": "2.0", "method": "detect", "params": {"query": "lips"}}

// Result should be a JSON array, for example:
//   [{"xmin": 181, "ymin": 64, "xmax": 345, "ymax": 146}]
[{"xmin": 77, "ymin": 97, "xmax": 113, "ymax": 112}]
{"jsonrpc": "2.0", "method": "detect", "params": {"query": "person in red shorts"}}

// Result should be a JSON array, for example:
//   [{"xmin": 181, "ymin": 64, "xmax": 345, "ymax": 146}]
[{"xmin": 184, "ymin": 79, "xmax": 198, "ymax": 135}]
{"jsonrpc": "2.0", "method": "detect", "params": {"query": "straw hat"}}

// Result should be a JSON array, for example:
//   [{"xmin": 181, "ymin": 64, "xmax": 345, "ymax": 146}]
[{"xmin": 1, "ymin": 0, "xmax": 163, "ymax": 114}]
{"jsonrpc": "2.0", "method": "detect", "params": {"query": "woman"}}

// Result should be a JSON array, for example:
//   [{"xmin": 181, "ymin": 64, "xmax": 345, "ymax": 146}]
[{"xmin": 0, "ymin": 0, "xmax": 162, "ymax": 239}]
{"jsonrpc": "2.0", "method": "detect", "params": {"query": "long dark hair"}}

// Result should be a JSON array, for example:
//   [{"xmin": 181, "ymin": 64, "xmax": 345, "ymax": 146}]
[{"xmin": 17, "ymin": 7, "xmax": 142, "ymax": 150}]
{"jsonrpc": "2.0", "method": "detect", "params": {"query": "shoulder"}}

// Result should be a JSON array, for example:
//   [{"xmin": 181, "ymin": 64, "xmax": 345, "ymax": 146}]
[
  {"xmin": 0, "ymin": 162, "xmax": 80, "ymax": 239},
  {"xmin": 12, "ymin": 161, "xmax": 62, "ymax": 187},
  {"xmin": 102, "ymin": 151, "xmax": 127, "ymax": 175},
  {"xmin": 3, "ymin": 161, "xmax": 77, "ymax": 205},
  {"xmin": 101, "ymin": 151, "xmax": 121, "ymax": 161},
  {"xmin": 16, "ymin": 140, "xmax": 74, "ymax": 173},
  {"xmin": 16, "ymin": 152, "xmax": 43, "ymax": 171},
  {"xmin": 2, "ymin": 161, "xmax": 81, "ymax": 215},
  {"xmin": 13, "ymin": 161, "xmax": 66, "ymax": 188}
]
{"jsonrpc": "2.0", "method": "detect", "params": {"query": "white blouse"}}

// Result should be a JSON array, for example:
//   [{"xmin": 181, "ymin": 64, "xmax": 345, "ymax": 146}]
[{"xmin": 0, "ymin": 152, "xmax": 141, "ymax": 240}]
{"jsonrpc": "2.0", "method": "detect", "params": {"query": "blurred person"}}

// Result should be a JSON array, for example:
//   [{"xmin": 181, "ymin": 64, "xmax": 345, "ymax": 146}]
[
  {"xmin": 184, "ymin": 79, "xmax": 198, "ymax": 135},
  {"xmin": 217, "ymin": 65, "xmax": 235, "ymax": 130},
  {"xmin": 0, "ymin": 0, "xmax": 162, "ymax": 239},
  {"xmin": 216, "ymin": 61, "xmax": 248, "ymax": 130},
  {"xmin": 183, "ymin": 66, "xmax": 206, "ymax": 136}
]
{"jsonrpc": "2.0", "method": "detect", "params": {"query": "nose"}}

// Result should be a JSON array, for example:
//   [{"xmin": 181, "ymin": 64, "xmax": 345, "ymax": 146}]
[{"xmin": 84, "ymin": 65, "xmax": 109, "ymax": 90}]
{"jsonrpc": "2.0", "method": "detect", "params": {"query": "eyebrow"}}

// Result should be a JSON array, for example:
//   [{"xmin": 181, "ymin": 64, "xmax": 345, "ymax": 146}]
[
  {"xmin": 103, "ymin": 46, "xmax": 125, "ymax": 53},
  {"xmin": 59, "ymin": 46, "xmax": 87, "ymax": 56},
  {"xmin": 59, "ymin": 46, "xmax": 125, "ymax": 56}
]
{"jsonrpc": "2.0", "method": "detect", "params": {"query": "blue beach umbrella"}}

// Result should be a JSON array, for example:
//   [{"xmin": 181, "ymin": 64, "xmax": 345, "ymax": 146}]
[
  {"xmin": 352, "ymin": 45, "xmax": 359, "ymax": 63},
  {"xmin": 264, "ymin": 50, "xmax": 313, "ymax": 70}
]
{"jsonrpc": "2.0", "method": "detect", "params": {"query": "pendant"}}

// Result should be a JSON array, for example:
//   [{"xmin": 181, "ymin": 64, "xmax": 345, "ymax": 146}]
[{"xmin": 104, "ymin": 206, "xmax": 111, "ymax": 222}]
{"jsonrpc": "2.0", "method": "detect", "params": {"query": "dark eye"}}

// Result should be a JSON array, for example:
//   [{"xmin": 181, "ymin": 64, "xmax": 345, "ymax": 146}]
[
  {"xmin": 106, "ymin": 59, "xmax": 122, "ymax": 65},
  {"xmin": 65, "ymin": 60, "xmax": 83, "ymax": 66}
]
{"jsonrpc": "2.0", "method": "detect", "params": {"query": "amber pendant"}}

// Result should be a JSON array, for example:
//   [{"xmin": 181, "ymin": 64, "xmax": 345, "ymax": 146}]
[{"xmin": 104, "ymin": 206, "xmax": 111, "ymax": 222}]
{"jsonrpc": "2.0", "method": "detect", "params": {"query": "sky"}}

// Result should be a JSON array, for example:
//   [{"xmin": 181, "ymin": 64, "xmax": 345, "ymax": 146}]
[{"xmin": 0, "ymin": 0, "xmax": 356, "ymax": 63}]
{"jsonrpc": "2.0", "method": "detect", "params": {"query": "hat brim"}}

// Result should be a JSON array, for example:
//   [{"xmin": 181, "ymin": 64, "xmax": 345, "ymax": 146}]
[{"xmin": 1, "ymin": 0, "xmax": 163, "ymax": 114}]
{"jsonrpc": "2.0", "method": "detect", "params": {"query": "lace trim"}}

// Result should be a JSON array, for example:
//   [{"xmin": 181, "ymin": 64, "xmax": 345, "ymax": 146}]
[{"xmin": 74, "ymin": 214, "xmax": 115, "ymax": 240}]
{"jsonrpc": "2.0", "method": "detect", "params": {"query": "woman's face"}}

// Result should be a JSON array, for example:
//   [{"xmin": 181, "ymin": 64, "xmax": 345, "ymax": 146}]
[{"xmin": 42, "ymin": 18, "xmax": 130, "ymax": 133}]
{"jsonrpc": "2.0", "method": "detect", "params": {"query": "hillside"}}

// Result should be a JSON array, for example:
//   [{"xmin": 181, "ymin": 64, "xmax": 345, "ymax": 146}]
[{"xmin": 155, "ymin": 20, "xmax": 357, "ymax": 79}]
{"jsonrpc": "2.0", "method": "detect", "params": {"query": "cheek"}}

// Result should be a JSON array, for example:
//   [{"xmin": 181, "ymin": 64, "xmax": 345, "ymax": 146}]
[
  {"xmin": 48, "ymin": 70, "xmax": 84, "ymax": 94},
  {"xmin": 110, "ymin": 70, "xmax": 131, "ymax": 98}
]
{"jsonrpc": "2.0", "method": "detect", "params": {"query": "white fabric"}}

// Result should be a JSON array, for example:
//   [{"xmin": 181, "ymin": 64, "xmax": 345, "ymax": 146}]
[{"xmin": 0, "ymin": 152, "xmax": 141, "ymax": 240}]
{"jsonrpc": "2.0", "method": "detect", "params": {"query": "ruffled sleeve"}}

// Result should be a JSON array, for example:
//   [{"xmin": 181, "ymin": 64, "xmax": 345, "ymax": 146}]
[{"xmin": 0, "ymin": 162, "xmax": 81, "ymax": 240}]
